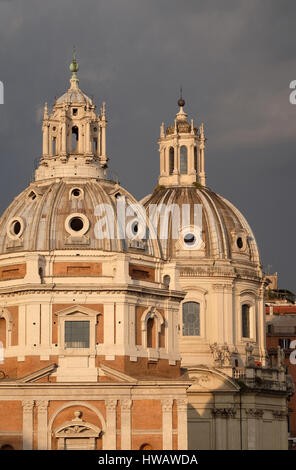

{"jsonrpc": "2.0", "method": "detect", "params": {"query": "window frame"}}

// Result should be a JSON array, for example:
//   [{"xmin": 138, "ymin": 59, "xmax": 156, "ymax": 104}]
[
  {"xmin": 182, "ymin": 301, "xmax": 200, "ymax": 337},
  {"xmin": 239, "ymin": 294, "xmax": 256, "ymax": 342},
  {"xmin": 64, "ymin": 320, "xmax": 90, "ymax": 349},
  {"xmin": 180, "ymin": 290, "xmax": 207, "ymax": 340},
  {"xmin": 56, "ymin": 306, "xmax": 100, "ymax": 356},
  {"xmin": 180, "ymin": 145, "xmax": 188, "ymax": 175}
]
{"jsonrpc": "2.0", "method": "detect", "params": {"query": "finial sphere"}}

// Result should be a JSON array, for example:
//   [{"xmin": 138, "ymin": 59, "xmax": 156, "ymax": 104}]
[
  {"xmin": 70, "ymin": 60, "xmax": 79, "ymax": 73},
  {"xmin": 178, "ymin": 98, "xmax": 185, "ymax": 107}
]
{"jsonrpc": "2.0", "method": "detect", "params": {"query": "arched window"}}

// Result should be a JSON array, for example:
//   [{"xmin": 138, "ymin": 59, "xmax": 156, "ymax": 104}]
[
  {"xmin": 169, "ymin": 147, "xmax": 174, "ymax": 174},
  {"xmin": 72, "ymin": 126, "xmax": 79, "ymax": 152},
  {"xmin": 182, "ymin": 302, "xmax": 200, "ymax": 336},
  {"xmin": 139, "ymin": 443, "xmax": 153, "ymax": 450},
  {"xmin": 194, "ymin": 146, "xmax": 198, "ymax": 172},
  {"xmin": 180, "ymin": 146, "xmax": 188, "ymax": 174},
  {"xmin": 0, "ymin": 444, "xmax": 14, "ymax": 450},
  {"xmin": 52, "ymin": 137, "xmax": 57, "ymax": 156},
  {"xmin": 0, "ymin": 317, "xmax": 6, "ymax": 348},
  {"xmin": 147, "ymin": 318, "xmax": 155, "ymax": 348},
  {"xmin": 242, "ymin": 304, "xmax": 250, "ymax": 338}
]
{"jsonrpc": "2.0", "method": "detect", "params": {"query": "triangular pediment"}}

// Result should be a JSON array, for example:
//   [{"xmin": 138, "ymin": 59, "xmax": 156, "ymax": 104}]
[
  {"xmin": 98, "ymin": 364, "xmax": 137, "ymax": 383},
  {"xmin": 17, "ymin": 363, "xmax": 57, "ymax": 383},
  {"xmin": 54, "ymin": 305, "xmax": 102, "ymax": 318}
]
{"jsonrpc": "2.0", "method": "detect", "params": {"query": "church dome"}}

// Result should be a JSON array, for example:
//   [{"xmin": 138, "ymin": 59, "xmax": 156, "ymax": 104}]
[
  {"xmin": 0, "ymin": 178, "xmax": 160, "ymax": 256},
  {"xmin": 56, "ymin": 87, "xmax": 93, "ymax": 106},
  {"xmin": 142, "ymin": 185, "xmax": 260, "ymax": 267}
]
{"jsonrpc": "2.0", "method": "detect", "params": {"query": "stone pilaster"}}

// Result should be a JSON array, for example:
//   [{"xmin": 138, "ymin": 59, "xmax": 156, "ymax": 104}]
[
  {"xmin": 177, "ymin": 399, "xmax": 188, "ymax": 450},
  {"xmin": 36, "ymin": 400, "xmax": 49, "ymax": 450},
  {"xmin": 162, "ymin": 399, "xmax": 173, "ymax": 450},
  {"xmin": 105, "ymin": 399, "xmax": 117, "ymax": 450},
  {"xmin": 121, "ymin": 399, "xmax": 132, "ymax": 450},
  {"xmin": 212, "ymin": 408, "xmax": 236, "ymax": 450},
  {"xmin": 22, "ymin": 400, "xmax": 34, "ymax": 450},
  {"xmin": 245, "ymin": 408, "xmax": 264, "ymax": 450}
]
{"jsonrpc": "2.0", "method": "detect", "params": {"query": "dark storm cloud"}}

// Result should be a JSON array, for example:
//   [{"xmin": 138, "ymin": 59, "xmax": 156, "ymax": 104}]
[{"xmin": 0, "ymin": 0, "xmax": 295, "ymax": 288}]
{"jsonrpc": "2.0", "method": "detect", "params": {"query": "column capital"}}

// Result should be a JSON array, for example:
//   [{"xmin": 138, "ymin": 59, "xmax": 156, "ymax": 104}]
[
  {"xmin": 106, "ymin": 399, "xmax": 117, "ymax": 412},
  {"xmin": 272, "ymin": 410, "xmax": 287, "ymax": 421},
  {"xmin": 177, "ymin": 399, "xmax": 188, "ymax": 412},
  {"xmin": 245, "ymin": 408, "xmax": 264, "ymax": 419},
  {"xmin": 22, "ymin": 400, "xmax": 34, "ymax": 412},
  {"xmin": 121, "ymin": 399, "xmax": 132, "ymax": 412},
  {"xmin": 162, "ymin": 399, "xmax": 173, "ymax": 412},
  {"xmin": 36, "ymin": 400, "xmax": 49, "ymax": 412},
  {"xmin": 212, "ymin": 407, "xmax": 237, "ymax": 419}
]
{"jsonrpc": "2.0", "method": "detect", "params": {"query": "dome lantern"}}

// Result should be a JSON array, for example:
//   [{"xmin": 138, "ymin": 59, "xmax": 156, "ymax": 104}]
[
  {"xmin": 158, "ymin": 93, "xmax": 206, "ymax": 187},
  {"xmin": 36, "ymin": 50, "xmax": 109, "ymax": 181}
]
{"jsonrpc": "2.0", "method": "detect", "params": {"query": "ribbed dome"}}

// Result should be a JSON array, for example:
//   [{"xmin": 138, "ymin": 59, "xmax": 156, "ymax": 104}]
[
  {"xmin": 56, "ymin": 76, "xmax": 93, "ymax": 106},
  {"xmin": 56, "ymin": 85, "xmax": 93, "ymax": 106},
  {"xmin": 142, "ymin": 185, "xmax": 260, "ymax": 265},
  {"xmin": 0, "ymin": 178, "xmax": 160, "ymax": 256}
]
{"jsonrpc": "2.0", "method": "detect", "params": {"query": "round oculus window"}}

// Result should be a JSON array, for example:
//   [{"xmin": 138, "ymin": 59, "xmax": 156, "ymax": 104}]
[
  {"xmin": 70, "ymin": 217, "xmax": 84, "ymax": 232},
  {"xmin": 7, "ymin": 217, "xmax": 25, "ymax": 240},
  {"xmin": 12, "ymin": 220, "xmax": 21, "ymax": 235},
  {"xmin": 65, "ymin": 213, "xmax": 89, "ymax": 236},
  {"xmin": 184, "ymin": 233, "xmax": 196, "ymax": 245},
  {"xmin": 71, "ymin": 188, "xmax": 81, "ymax": 198}
]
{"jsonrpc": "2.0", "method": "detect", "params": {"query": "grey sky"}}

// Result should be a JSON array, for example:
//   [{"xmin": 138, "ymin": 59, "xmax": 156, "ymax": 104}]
[{"xmin": 0, "ymin": 0, "xmax": 295, "ymax": 289}]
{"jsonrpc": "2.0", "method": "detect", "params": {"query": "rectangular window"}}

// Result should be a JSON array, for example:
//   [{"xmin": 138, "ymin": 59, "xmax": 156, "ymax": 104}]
[
  {"xmin": 182, "ymin": 302, "xmax": 200, "ymax": 336},
  {"xmin": 242, "ymin": 304, "xmax": 250, "ymax": 338},
  {"xmin": 93, "ymin": 138, "xmax": 98, "ymax": 153},
  {"xmin": 65, "ymin": 321, "xmax": 90, "ymax": 348},
  {"xmin": 279, "ymin": 338, "xmax": 290, "ymax": 349}
]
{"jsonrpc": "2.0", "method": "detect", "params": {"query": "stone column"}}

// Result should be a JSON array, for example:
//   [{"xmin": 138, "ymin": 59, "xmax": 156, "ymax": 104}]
[
  {"xmin": 177, "ymin": 399, "xmax": 188, "ymax": 450},
  {"xmin": 173, "ymin": 141, "xmax": 178, "ymax": 174},
  {"xmin": 226, "ymin": 409, "xmax": 237, "ymax": 449},
  {"xmin": 121, "ymin": 399, "xmax": 132, "ymax": 450},
  {"xmin": 61, "ymin": 119, "xmax": 67, "ymax": 155},
  {"xmin": 101, "ymin": 116, "xmax": 107, "ymax": 158},
  {"xmin": 212, "ymin": 408, "xmax": 235, "ymax": 449},
  {"xmin": 86, "ymin": 119, "xmax": 92, "ymax": 154},
  {"xmin": 245, "ymin": 408, "xmax": 263, "ymax": 450},
  {"xmin": 189, "ymin": 143, "xmax": 195, "ymax": 175},
  {"xmin": 105, "ymin": 399, "xmax": 117, "ymax": 450},
  {"xmin": 22, "ymin": 400, "xmax": 34, "ymax": 450},
  {"xmin": 42, "ymin": 124, "xmax": 49, "ymax": 156},
  {"xmin": 36, "ymin": 400, "xmax": 49, "ymax": 449},
  {"xmin": 273, "ymin": 410, "xmax": 288, "ymax": 450},
  {"xmin": 162, "ymin": 399, "xmax": 173, "ymax": 450}
]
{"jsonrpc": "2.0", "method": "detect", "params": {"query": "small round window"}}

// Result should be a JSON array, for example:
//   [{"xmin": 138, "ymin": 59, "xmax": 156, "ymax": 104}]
[
  {"xmin": 7, "ymin": 217, "xmax": 25, "ymax": 240},
  {"xmin": 12, "ymin": 221, "xmax": 21, "ymax": 235},
  {"xmin": 65, "ymin": 213, "xmax": 89, "ymax": 236},
  {"xmin": 237, "ymin": 237, "xmax": 243, "ymax": 249},
  {"xmin": 184, "ymin": 233, "xmax": 196, "ymax": 246},
  {"xmin": 71, "ymin": 188, "xmax": 81, "ymax": 198},
  {"xmin": 70, "ymin": 217, "xmax": 84, "ymax": 232}
]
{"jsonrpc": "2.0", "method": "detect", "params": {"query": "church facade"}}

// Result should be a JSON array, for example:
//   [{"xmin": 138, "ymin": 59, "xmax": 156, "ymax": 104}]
[{"xmin": 0, "ymin": 57, "xmax": 292, "ymax": 450}]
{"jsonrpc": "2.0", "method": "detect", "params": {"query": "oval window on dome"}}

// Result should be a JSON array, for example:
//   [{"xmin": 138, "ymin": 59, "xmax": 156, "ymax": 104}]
[
  {"xmin": 237, "ymin": 237, "xmax": 243, "ymax": 249},
  {"xmin": 7, "ymin": 217, "xmax": 25, "ymax": 240},
  {"xmin": 184, "ymin": 233, "xmax": 196, "ymax": 246}
]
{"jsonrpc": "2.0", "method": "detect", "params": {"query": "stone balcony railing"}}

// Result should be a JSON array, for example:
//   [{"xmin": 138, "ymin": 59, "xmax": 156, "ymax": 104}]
[{"xmin": 231, "ymin": 366, "xmax": 294, "ymax": 394}]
